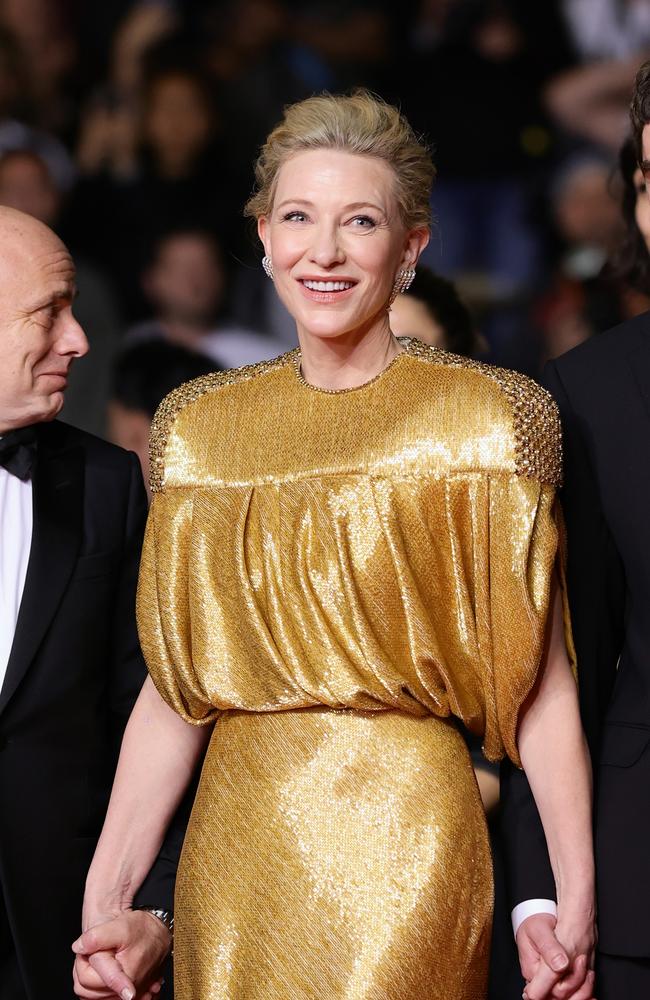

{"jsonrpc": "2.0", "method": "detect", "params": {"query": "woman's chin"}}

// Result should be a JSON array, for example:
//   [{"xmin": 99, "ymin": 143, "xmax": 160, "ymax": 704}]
[
  {"xmin": 296, "ymin": 311, "xmax": 375, "ymax": 342},
  {"xmin": 300, "ymin": 326, "xmax": 353, "ymax": 342}
]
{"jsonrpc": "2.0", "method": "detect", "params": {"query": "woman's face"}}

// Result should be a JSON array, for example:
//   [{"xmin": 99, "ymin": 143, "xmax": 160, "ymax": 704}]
[
  {"xmin": 258, "ymin": 148, "xmax": 428, "ymax": 344},
  {"xmin": 633, "ymin": 167, "xmax": 650, "ymax": 252}
]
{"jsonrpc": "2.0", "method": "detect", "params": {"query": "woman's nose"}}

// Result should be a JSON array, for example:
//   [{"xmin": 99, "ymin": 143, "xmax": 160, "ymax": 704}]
[{"xmin": 309, "ymin": 225, "xmax": 345, "ymax": 268}]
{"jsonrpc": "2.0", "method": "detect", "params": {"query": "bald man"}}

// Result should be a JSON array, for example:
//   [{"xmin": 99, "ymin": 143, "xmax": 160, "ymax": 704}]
[{"xmin": 0, "ymin": 208, "xmax": 173, "ymax": 997}]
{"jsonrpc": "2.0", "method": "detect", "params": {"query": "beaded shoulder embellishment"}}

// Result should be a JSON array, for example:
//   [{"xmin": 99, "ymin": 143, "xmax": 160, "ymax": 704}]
[
  {"xmin": 402, "ymin": 338, "xmax": 563, "ymax": 487},
  {"xmin": 149, "ymin": 349, "xmax": 298, "ymax": 494}
]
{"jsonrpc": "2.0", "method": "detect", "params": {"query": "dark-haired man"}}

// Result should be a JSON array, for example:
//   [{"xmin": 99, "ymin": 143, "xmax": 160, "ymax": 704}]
[
  {"xmin": 0, "ymin": 205, "xmax": 172, "ymax": 998},
  {"xmin": 503, "ymin": 57, "xmax": 650, "ymax": 999}
]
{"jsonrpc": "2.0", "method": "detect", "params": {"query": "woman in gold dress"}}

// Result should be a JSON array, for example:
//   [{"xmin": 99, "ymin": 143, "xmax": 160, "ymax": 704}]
[{"xmin": 77, "ymin": 92, "xmax": 596, "ymax": 1000}]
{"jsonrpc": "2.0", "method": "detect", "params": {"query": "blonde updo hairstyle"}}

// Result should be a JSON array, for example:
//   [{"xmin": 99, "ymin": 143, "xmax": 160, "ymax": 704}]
[{"xmin": 245, "ymin": 89, "xmax": 434, "ymax": 231}]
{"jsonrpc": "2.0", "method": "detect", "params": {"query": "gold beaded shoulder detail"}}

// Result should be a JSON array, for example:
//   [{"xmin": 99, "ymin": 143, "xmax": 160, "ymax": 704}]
[
  {"xmin": 148, "ymin": 349, "xmax": 299, "ymax": 494},
  {"xmin": 402, "ymin": 338, "xmax": 563, "ymax": 487}
]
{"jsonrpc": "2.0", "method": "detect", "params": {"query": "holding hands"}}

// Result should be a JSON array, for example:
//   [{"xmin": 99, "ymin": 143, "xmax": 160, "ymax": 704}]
[
  {"xmin": 517, "ymin": 907, "xmax": 596, "ymax": 1000},
  {"xmin": 72, "ymin": 910, "xmax": 171, "ymax": 1000}
]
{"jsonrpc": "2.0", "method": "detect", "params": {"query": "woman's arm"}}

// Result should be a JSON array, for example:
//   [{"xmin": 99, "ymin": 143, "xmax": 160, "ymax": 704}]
[
  {"xmin": 74, "ymin": 677, "xmax": 210, "ymax": 998},
  {"xmin": 83, "ymin": 675, "xmax": 212, "ymax": 926},
  {"xmin": 517, "ymin": 578, "xmax": 595, "ymax": 999}
]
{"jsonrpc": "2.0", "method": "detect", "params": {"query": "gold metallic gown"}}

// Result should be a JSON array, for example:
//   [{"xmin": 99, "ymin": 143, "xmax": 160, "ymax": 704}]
[{"xmin": 137, "ymin": 338, "xmax": 572, "ymax": 1000}]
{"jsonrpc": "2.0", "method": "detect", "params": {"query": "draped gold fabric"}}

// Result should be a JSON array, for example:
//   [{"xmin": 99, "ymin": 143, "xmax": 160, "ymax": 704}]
[{"xmin": 137, "ymin": 339, "xmax": 570, "ymax": 1000}]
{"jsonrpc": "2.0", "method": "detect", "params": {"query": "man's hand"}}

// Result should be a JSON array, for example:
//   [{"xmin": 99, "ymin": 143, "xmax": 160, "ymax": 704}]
[
  {"xmin": 72, "ymin": 910, "xmax": 171, "ymax": 1000},
  {"xmin": 517, "ymin": 912, "xmax": 596, "ymax": 1000}
]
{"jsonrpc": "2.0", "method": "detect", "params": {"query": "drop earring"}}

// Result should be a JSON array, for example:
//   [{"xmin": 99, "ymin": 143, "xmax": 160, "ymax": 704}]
[
  {"xmin": 394, "ymin": 267, "xmax": 416, "ymax": 295},
  {"xmin": 389, "ymin": 266, "xmax": 416, "ymax": 305},
  {"xmin": 262, "ymin": 255, "xmax": 274, "ymax": 279}
]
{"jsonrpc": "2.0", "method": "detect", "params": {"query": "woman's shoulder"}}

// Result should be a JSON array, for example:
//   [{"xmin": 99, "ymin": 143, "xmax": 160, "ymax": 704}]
[
  {"xmin": 149, "ymin": 349, "xmax": 297, "ymax": 494},
  {"xmin": 403, "ymin": 339, "xmax": 562, "ymax": 487}
]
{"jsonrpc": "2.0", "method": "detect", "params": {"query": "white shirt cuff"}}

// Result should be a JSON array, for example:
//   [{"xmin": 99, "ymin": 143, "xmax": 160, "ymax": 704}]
[{"xmin": 512, "ymin": 899, "xmax": 558, "ymax": 938}]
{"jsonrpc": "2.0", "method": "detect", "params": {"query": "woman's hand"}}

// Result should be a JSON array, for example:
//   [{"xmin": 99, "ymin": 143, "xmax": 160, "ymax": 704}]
[
  {"xmin": 72, "ymin": 910, "xmax": 170, "ymax": 1000},
  {"xmin": 550, "ymin": 902, "xmax": 596, "ymax": 999},
  {"xmin": 522, "ymin": 903, "xmax": 596, "ymax": 1000}
]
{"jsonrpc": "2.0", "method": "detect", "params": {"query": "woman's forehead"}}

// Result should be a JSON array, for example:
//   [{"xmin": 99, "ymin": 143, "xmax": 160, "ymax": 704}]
[{"xmin": 274, "ymin": 148, "xmax": 396, "ymax": 204}]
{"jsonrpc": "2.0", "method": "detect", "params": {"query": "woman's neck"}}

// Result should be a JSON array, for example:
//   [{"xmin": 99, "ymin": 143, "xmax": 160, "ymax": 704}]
[{"xmin": 297, "ymin": 317, "xmax": 402, "ymax": 391}]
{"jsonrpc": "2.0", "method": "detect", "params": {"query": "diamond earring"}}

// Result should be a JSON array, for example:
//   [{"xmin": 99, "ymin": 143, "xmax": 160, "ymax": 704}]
[
  {"xmin": 262, "ymin": 255, "xmax": 274, "ymax": 280},
  {"xmin": 394, "ymin": 267, "xmax": 416, "ymax": 295},
  {"xmin": 389, "ymin": 266, "xmax": 416, "ymax": 305}
]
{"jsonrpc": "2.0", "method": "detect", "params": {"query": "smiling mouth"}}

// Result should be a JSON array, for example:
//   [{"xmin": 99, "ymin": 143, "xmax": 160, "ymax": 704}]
[{"xmin": 299, "ymin": 279, "xmax": 356, "ymax": 294}]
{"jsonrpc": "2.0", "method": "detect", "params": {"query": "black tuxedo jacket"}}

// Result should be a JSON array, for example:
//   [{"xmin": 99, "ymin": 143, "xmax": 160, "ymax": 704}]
[
  {"xmin": 501, "ymin": 312, "xmax": 650, "ymax": 957},
  {"xmin": 0, "ymin": 420, "xmax": 177, "ymax": 998}
]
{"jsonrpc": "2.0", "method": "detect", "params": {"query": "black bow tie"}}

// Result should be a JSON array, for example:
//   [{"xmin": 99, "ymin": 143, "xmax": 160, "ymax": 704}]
[{"xmin": 0, "ymin": 426, "xmax": 38, "ymax": 480}]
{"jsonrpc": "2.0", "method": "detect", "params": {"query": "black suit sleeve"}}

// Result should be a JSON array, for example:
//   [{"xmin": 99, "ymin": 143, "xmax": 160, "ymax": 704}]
[
  {"xmin": 545, "ymin": 359, "xmax": 625, "ymax": 755},
  {"xmin": 106, "ymin": 452, "xmax": 149, "ymax": 756},
  {"xmin": 501, "ymin": 358, "xmax": 625, "ymax": 909}
]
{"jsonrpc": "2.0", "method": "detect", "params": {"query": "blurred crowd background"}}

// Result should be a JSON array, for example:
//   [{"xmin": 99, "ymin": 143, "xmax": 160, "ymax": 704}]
[{"xmin": 2, "ymin": 0, "xmax": 650, "ymax": 476}]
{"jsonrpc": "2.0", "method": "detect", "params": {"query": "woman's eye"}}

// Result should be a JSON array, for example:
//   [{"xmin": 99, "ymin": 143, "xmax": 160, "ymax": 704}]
[
  {"xmin": 283, "ymin": 211, "xmax": 308, "ymax": 223},
  {"xmin": 349, "ymin": 215, "xmax": 376, "ymax": 228}
]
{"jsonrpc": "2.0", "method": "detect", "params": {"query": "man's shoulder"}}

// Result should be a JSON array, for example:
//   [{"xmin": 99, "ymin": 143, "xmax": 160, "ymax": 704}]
[
  {"xmin": 39, "ymin": 420, "xmax": 136, "ymax": 473},
  {"xmin": 553, "ymin": 310, "xmax": 650, "ymax": 381}
]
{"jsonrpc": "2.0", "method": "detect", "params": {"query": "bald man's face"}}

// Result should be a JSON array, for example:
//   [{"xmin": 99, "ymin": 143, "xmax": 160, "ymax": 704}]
[{"xmin": 0, "ymin": 213, "xmax": 87, "ymax": 431}]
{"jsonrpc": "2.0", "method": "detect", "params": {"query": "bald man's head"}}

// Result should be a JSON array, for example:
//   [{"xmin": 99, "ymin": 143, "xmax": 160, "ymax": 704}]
[
  {"xmin": 0, "ymin": 206, "xmax": 87, "ymax": 432},
  {"xmin": 0, "ymin": 202, "xmax": 63, "ymax": 258}
]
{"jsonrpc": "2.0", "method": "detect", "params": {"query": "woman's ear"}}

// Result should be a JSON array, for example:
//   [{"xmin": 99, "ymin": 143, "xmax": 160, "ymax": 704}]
[
  {"xmin": 403, "ymin": 227, "xmax": 430, "ymax": 268},
  {"xmin": 258, "ymin": 216, "xmax": 269, "ymax": 256}
]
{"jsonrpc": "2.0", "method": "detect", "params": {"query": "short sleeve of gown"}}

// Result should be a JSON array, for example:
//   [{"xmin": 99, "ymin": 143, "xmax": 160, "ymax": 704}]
[
  {"xmin": 441, "ymin": 473, "xmax": 575, "ymax": 768},
  {"xmin": 137, "ymin": 489, "xmax": 220, "ymax": 726}
]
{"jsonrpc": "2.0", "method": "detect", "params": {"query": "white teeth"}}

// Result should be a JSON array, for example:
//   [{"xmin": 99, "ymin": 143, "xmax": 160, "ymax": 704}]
[{"xmin": 303, "ymin": 280, "xmax": 353, "ymax": 292}]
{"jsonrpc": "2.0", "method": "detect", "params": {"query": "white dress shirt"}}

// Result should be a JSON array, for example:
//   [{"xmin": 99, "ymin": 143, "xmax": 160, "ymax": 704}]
[{"xmin": 0, "ymin": 466, "xmax": 33, "ymax": 686}]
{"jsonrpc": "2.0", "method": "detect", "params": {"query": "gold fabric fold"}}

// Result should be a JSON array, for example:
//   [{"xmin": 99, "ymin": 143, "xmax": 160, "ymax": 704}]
[{"xmin": 140, "ymin": 472, "xmax": 560, "ymax": 764}]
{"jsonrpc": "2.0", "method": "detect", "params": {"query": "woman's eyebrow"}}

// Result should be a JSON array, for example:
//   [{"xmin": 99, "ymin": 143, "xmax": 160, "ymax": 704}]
[{"xmin": 276, "ymin": 198, "xmax": 385, "ymax": 213}]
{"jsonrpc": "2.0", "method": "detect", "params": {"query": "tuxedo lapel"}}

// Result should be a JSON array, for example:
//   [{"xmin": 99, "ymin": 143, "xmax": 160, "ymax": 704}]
[{"xmin": 0, "ymin": 425, "xmax": 83, "ymax": 715}]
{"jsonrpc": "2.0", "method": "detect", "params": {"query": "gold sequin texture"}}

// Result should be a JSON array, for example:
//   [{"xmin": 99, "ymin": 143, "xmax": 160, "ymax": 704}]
[{"xmin": 137, "ymin": 338, "xmax": 572, "ymax": 999}]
